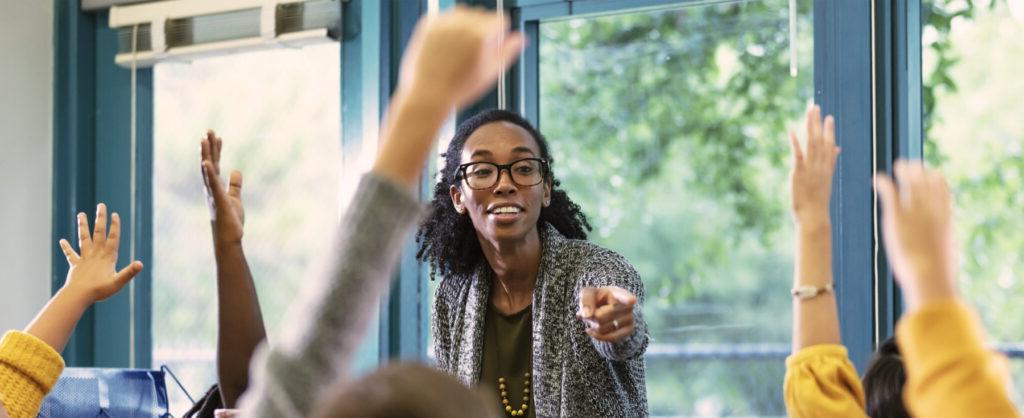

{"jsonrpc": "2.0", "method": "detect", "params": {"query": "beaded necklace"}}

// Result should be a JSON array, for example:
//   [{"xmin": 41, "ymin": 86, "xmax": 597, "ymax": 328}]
[{"xmin": 489, "ymin": 306, "xmax": 533, "ymax": 417}]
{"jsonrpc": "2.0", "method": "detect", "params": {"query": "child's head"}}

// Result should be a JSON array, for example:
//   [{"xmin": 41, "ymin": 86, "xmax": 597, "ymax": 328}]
[
  {"xmin": 862, "ymin": 337, "xmax": 909, "ymax": 418},
  {"xmin": 311, "ymin": 362, "xmax": 500, "ymax": 418}
]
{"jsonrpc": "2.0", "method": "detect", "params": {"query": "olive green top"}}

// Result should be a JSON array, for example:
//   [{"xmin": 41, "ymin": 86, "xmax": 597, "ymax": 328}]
[{"xmin": 480, "ymin": 304, "xmax": 536, "ymax": 418}]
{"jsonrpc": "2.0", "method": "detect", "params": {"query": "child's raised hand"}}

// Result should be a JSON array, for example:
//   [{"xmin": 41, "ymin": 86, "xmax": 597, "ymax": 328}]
[
  {"xmin": 398, "ymin": 6, "xmax": 525, "ymax": 109},
  {"xmin": 59, "ymin": 203, "xmax": 144, "ymax": 302},
  {"xmin": 789, "ymin": 105, "xmax": 840, "ymax": 228},
  {"xmin": 875, "ymin": 162, "xmax": 958, "ymax": 311}
]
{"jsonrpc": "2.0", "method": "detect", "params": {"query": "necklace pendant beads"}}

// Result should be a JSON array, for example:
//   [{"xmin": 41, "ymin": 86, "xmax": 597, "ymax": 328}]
[{"xmin": 498, "ymin": 372, "xmax": 531, "ymax": 416}]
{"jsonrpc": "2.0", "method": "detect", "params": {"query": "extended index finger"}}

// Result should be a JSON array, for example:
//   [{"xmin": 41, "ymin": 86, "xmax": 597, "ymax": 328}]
[
  {"xmin": 604, "ymin": 286, "xmax": 637, "ymax": 307},
  {"xmin": 578, "ymin": 287, "xmax": 598, "ymax": 319}
]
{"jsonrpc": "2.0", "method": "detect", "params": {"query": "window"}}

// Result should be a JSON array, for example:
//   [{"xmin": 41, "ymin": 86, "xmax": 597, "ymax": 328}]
[
  {"xmin": 538, "ymin": 1, "xmax": 812, "ymax": 415},
  {"xmin": 52, "ymin": 2, "xmax": 873, "ymax": 416},
  {"xmin": 152, "ymin": 44, "xmax": 341, "ymax": 414},
  {"xmin": 922, "ymin": 0, "xmax": 1024, "ymax": 403}
]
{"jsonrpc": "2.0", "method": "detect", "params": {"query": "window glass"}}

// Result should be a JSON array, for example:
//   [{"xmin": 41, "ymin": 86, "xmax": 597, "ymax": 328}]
[
  {"xmin": 539, "ymin": 1, "xmax": 813, "ymax": 415},
  {"xmin": 152, "ymin": 44, "xmax": 341, "ymax": 414},
  {"xmin": 923, "ymin": 0, "xmax": 1024, "ymax": 403}
]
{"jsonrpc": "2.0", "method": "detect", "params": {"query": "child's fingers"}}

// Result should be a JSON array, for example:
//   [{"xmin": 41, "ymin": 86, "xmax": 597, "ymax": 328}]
[
  {"xmin": 789, "ymin": 131, "xmax": 804, "ymax": 165},
  {"xmin": 77, "ymin": 212, "xmax": 93, "ymax": 256},
  {"xmin": 59, "ymin": 239, "xmax": 81, "ymax": 264},
  {"xmin": 874, "ymin": 174, "xmax": 899, "ymax": 216},
  {"xmin": 107, "ymin": 213, "xmax": 122, "ymax": 254},
  {"xmin": 93, "ymin": 203, "xmax": 108, "ymax": 247},
  {"xmin": 113, "ymin": 261, "xmax": 145, "ymax": 290}
]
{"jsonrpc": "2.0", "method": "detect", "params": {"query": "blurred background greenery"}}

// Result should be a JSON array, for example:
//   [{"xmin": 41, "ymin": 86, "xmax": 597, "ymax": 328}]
[
  {"xmin": 539, "ymin": 1, "xmax": 810, "ymax": 415},
  {"xmin": 923, "ymin": 0, "xmax": 1024, "ymax": 407},
  {"xmin": 152, "ymin": 43, "xmax": 341, "ymax": 414}
]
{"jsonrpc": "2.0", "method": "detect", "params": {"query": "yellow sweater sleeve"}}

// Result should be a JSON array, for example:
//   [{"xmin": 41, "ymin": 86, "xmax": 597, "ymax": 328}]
[
  {"xmin": 0, "ymin": 331, "xmax": 65, "ymax": 418},
  {"xmin": 784, "ymin": 344, "xmax": 868, "ymax": 418},
  {"xmin": 896, "ymin": 300, "xmax": 1019, "ymax": 418}
]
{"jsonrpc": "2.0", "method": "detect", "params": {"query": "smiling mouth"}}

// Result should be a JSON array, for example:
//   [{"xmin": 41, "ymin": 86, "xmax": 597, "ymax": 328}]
[{"xmin": 488, "ymin": 206, "xmax": 522, "ymax": 215}]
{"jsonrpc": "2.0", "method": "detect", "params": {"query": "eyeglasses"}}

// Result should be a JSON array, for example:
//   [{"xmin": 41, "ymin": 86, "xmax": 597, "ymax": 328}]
[{"xmin": 457, "ymin": 158, "xmax": 549, "ymax": 190}]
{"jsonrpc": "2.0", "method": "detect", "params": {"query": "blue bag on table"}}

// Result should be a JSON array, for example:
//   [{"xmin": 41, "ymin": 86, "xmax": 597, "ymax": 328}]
[{"xmin": 37, "ymin": 368, "xmax": 171, "ymax": 417}]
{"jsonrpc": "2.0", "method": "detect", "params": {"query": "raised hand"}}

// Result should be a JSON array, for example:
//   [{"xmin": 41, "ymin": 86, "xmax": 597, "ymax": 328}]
[
  {"xmin": 577, "ymin": 286, "xmax": 638, "ymax": 343},
  {"xmin": 788, "ymin": 105, "xmax": 841, "ymax": 350},
  {"xmin": 58, "ymin": 203, "xmax": 144, "ymax": 302},
  {"xmin": 398, "ymin": 5, "xmax": 526, "ymax": 109},
  {"xmin": 201, "ymin": 130, "xmax": 245, "ymax": 246},
  {"xmin": 789, "ymin": 105, "xmax": 840, "ymax": 227},
  {"xmin": 199, "ymin": 130, "xmax": 267, "ymax": 407},
  {"xmin": 874, "ymin": 161, "xmax": 958, "ymax": 312},
  {"xmin": 373, "ymin": 7, "xmax": 525, "ymax": 189}
]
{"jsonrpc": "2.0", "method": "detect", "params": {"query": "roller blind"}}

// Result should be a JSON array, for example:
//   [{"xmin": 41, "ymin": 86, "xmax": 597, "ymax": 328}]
[{"xmin": 106, "ymin": 0, "xmax": 341, "ymax": 67}]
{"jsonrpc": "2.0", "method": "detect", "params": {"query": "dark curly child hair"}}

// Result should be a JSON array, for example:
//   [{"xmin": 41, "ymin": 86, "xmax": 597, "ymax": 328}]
[{"xmin": 415, "ymin": 109, "xmax": 591, "ymax": 279}]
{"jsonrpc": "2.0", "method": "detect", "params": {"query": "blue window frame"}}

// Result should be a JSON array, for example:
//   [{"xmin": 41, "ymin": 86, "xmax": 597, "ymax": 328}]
[
  {"xmin": 507, "ymin": 0, "xmax": 898, "ymax": 372},
  {"xmin": 54, "ymin": 0, "xmax": 434, "ymax": 372},
  {"xmin": 53, "ymin": 0, "xmax": 925, "ymax": 383},
  {"xmin": 54, "ymin": 0, "xmax": 153, "ymax": 368},
  {"xmin": 873, "ymin": 0, "xmax": 924, "ymax": 341},
  {"xmin": 340, "ymin": 0, "xmax": 442, "ymax": 369}
]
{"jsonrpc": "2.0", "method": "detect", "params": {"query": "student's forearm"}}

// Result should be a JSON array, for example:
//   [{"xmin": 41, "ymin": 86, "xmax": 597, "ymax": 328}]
[
  {"xmin": 372, "ymin": 87, "xmax": 452, "ymax": 189},
  {"xmin": 213, "ymin": 240, "xmax": 266, "ymax": 407},
  {"xmin": 239, "ymin": 174, "xmax": 423, "ymax": 417},
  {"xmin": 792, "ymin": 217, "xmax": 841, "ymax": 350},
  {"xmin": 24, "ymin": 287, "xmax": 92, "ymax": 353}
]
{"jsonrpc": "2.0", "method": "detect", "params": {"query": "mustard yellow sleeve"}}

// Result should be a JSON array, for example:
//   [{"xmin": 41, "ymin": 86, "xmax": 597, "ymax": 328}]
[
  {"xmin": 784, "ymin": 344, "xmax": 869, "ymax": 418},
  {"xmin": 896, "ymin": 300, "xmax": 1020, "ymax": 418},
  {"xmin": 0, "ymin": 331, "xmax": 66, "ymax": 418}
]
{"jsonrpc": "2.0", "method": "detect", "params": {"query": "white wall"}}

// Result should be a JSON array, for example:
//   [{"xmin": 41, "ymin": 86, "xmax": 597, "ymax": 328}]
[{"xmin": 0, "ymin": 0, "xmax": 54, "ymax": 332}]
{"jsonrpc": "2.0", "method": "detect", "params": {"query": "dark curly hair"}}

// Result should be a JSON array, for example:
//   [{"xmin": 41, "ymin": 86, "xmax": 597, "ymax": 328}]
[
  {"xmin": 862, "ymin": 337, "xmax": 909, "ymax": 418},
  {"xmin": 416, "ymin": 109, "xmax": 591, "ymax": 279}
]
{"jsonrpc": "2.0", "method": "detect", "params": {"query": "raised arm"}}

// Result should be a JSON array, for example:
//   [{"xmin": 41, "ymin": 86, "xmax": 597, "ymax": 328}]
[
  {"xmin": 782, "ymin": 107, "xmax": 869, "ymax": 418},
  {"xmin": 199, "ymin": 130, "xmax": 266, "ymax": 407},
  {"xmin": 2, "ymin": 204, "xmax": 142, "ymax": 418},
  {"xmin": 789, "ymin": 105, "xmax": 841, "ymax": 350},
  {"xmin": 876, "ymin": 162, "xmax": 1018, "ymax": 418},
  {"xmin": 238, "ymin": 8, "xmax": 524, "ymax": 417}
]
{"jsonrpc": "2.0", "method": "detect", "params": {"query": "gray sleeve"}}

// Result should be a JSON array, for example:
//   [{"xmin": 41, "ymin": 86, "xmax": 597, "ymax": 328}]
[
  {"xmin": 430, "ymin": 280, "xmax": 451, "ymax": 373},
  {"xmin": 237, "ymin": 173, "xmax": 424, "ymax": 418},
  {"xmin": 577, "ymin": 250, "xmax": 650, "ymax": 361}
]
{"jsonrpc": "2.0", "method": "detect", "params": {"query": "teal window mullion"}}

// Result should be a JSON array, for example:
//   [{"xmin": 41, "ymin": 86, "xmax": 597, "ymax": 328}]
[{"xmin": 53, "ymin": 2, "xmax": 154, "ymax": 368}]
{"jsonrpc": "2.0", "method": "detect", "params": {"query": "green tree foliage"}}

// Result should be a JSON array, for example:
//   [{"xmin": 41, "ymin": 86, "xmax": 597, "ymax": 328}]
[
  {"xmin": 923, "ymin": 0, "xmax": 1024, "ymax": 399},
  {"xmin": 540, "ymin": 0, "xmax": 1021, "ymax": 414},
  {"xmin": 539, "ymin": 1, "xmax": 811, "ymax": 415}
]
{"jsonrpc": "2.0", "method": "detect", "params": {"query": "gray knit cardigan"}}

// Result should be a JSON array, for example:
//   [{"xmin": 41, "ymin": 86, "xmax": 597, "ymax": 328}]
[{"xmin": 432, "ymin": 223, "xmax": 650, "ymax": 417}]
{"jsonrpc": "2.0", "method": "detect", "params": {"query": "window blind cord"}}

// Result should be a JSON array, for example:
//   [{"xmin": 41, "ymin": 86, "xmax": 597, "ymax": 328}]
[
  {"xmin": 129, "ymin": 23, "xmax": 139, "ymax": 369},
  {"xmin": 789, "ymin": 0, "xmax": 797, "ymax": 77},
  {"xmin": 869, "ymin": 0, "xmax": 882, "ymax": 346},
  {"xmin": 498, "ymin": 0, "xmax": 506, "ymax": 110}
]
